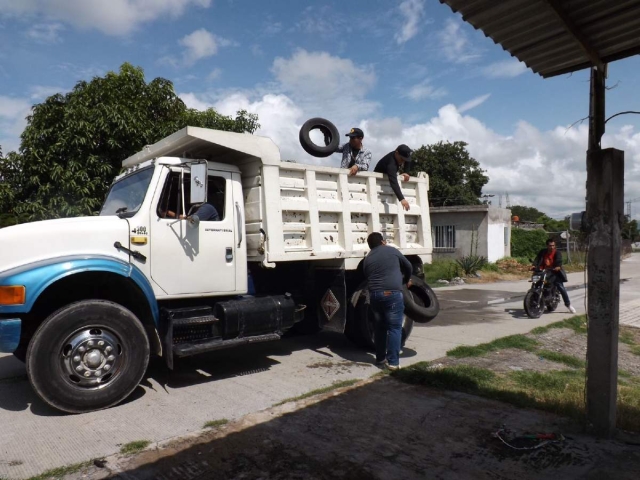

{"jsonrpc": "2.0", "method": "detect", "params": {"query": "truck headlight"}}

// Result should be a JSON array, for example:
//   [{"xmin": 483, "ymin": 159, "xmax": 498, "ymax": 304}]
[{"xmin": 0, "ymin": 286, "xmax": 26, "ymax": 305}]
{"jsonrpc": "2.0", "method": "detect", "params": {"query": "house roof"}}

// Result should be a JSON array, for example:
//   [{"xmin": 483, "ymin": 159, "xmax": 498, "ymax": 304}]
[{"xmin": 439, "ymin": 0, "xmax": 640, "ymax": 78}]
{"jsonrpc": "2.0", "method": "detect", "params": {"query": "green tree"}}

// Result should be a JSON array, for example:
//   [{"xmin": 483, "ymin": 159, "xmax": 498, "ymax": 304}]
[
  {"xmin": 622, "ymin": 215, "xmax": 639, "ymax": 241},
  {"xmin": 5, "ymin": 63, "xmax": 259, "ymax": 222},
  {"xmin": 0, "ymin": 145, "xmax": 22, "ymax": 227},
  {"xmin": 408, "ymin": 141, "xmax": 488, "ymax": 207},
  {"xmin": 511, "ymin": 205, "xmax": 568, "ymax": 232}
]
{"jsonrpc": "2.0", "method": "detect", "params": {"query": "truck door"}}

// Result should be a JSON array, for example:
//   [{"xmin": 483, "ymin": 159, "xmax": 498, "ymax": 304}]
[{"xmin": 151, "ymin": 168, "xmax": 237, "ymax": 295}]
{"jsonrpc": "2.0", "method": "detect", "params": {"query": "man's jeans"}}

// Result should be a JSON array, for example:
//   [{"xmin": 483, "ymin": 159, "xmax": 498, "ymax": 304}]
[
  {"xmin": 370, "ymin": 290, "xmax": 404, "ymax": 366},
  {"xmin": 556, "ymin": 282, "xmax": 571, "ymax": 306}
]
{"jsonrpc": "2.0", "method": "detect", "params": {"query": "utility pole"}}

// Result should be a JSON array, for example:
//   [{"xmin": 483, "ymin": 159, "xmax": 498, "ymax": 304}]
[
  {"xmin": 585, "ymin": 64, "xmax": 623, "ymax": 438},
  {"xmin": 506, "ymin": 193, "xmax": 511, "ymax": 208}
]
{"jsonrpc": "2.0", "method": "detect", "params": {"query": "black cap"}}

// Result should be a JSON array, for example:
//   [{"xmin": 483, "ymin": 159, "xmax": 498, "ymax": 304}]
[
  {"xmin": 396, "ymin": 144, "xmax": 412, "ymax": 161},
  {"xmin": 346, "ymin": 127, "xmax": 364, "ymax": 138}
]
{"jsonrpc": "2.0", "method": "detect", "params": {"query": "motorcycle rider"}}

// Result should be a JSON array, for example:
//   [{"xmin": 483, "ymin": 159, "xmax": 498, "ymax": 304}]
[{"xmin": 532, "ymin": 238, "xmax": 576, "ymax": 313}]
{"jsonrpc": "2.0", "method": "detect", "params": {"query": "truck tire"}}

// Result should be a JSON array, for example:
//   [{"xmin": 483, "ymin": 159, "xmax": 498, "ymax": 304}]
[
  {"xmin": 299, "ymin": 117, "xmax": 340, "ymax": 158},
  {"xmin": 346, "ymin": 282, "xmax": 413, "ymax": 350},
  {"xmin": 26, "ymin": 300, "xmax": 150, "ymax": 414},
  {"xmin": 402, "ymin": 276, "xmax": 440, "ymax": 323}
]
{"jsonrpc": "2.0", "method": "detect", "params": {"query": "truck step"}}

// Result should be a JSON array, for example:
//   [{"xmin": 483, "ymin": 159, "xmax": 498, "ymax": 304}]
[
  {"xmin": 173, "ymin": 315, "xmax": 218, "ymax": 327},
  {"xmin": 173, "ymin": 333, "xmax": 281, "ymax": 358}
]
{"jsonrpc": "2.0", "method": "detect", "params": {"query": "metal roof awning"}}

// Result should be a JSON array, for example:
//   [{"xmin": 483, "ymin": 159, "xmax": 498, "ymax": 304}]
[{"xmin": 440, "ymin": 0, "xmax": 640, "ymax": 78}]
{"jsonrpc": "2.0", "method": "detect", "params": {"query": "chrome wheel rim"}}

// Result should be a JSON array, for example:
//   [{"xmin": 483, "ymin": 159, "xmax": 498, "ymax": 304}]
[{"xmin": 60, "ymin": 327, "xmax": 123, "ymax": 389}]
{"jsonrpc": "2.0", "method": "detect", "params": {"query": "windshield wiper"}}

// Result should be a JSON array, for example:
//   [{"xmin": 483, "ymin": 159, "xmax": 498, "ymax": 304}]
[{"xmin": 116, "ymin": 207, "xmax": 128, "ymax": 218}]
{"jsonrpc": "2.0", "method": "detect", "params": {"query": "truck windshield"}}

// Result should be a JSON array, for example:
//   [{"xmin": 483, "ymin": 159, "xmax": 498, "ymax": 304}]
[{"xmin": 100, "ymin": 167, "xmax": 154, "ymax": 217}]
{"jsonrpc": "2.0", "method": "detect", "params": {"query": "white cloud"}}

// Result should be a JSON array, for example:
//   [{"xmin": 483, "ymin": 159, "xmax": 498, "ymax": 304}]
[
  {"xmin": 458, "ymin": 93, "xmax": 491, "ymax": 113},
  {"xmin": 270, "ymin": 49, "xmax": 378, "ymax": 125},
  {"xmin": 0, "ymin": 96, "xmax": 31, "ymax": 153},
  {"xmin": 438, "ymin": 18, "xmax": 482, "ymax": 64},
  {"xmin": 179, "ymin": 28, "xmax": 232, "ymax": 66},
  {"xmin": 29, "ymin": 85, "xmax": 63, "ymax": 100},
  {"xmin": 395, "ymin": 0, "xmax": 425, "ymax": 44},
  {"xmin": 207, "ymin": 68, "xmax": 222, "ymax": 81},
  {"xmin": 295, "ymin": 6, "xmax": 344, "ymax": 37},
  {"xmin": 482, "ymin": 59, "xmax": 528, "ymax": 78},
  {"xmin": 0, "ymin": 0, "xmax": 212, "ymax": 36},
  {"xmin": 250, "ymin": 44, "xmax": 264, "ymax": 57},
  {"xmin": 26, "ymin": 22, "xmax": 64, "ymax": 43},
  {"xmin": 404, "ymin": 79, "xmax": 447, "ymax": 101}
]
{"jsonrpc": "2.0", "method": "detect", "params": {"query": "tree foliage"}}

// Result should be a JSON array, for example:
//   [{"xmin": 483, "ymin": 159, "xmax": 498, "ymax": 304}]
[
  {"xmin": 510, "ymin": 205, "xmax": 568, "ymax": 232},
  {"xmin": 511, "ymin": 228, "xmax": 549, "ymax": 259},
  {"xmin": 408, "ymin": 141, "xmax": 488, "ymax": 207},
  {"xmin": 2, "ymin": 63, "xmax": 259, "ymax": 223}
]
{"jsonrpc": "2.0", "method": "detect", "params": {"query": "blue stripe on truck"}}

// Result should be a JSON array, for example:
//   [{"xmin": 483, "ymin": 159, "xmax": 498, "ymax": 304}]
[
  {"xmin": 0, "ymin": 256, "xmax": 159, "ymax": 325},
  {"xmin": 0, "ymin": 318, "xmax": 20, "ymax": 353}
]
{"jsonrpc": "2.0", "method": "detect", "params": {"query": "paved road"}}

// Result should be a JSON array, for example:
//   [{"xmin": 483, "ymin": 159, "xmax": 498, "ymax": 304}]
[{"xmin": 1, "ymin": 255, "xmax": 639, "ymax": 479}]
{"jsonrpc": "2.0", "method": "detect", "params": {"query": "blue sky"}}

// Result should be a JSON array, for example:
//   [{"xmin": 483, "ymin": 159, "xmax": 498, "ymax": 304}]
[{"xmin": 1, "ymin": 0, "xmax": 640, "ymax": 218}]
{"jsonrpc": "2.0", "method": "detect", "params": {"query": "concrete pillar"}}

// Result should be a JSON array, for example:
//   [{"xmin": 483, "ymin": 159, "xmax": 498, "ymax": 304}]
[{"xmin": 585, "ymin": 147, "xmax": 624, "ymax": 437}]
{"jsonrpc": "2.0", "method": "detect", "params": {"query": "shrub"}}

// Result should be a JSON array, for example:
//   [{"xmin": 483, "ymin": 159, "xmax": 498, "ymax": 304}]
[
  {"xmin": 511, "ymin": 228, "xmax": 548, "ymax": 259},
  {"xmin": 456, "ymin": 255, "xmax": 487, "ymax": 276}
]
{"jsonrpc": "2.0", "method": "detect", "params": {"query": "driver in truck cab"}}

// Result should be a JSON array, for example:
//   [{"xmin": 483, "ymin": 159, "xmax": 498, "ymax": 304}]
[{"xmin": 163, "ymin": 203, "xmax": 219, "ymax": 221}]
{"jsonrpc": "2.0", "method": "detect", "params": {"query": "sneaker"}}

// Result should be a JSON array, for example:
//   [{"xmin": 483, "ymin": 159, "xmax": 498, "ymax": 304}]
[
  {"xmin": 568, "ymin": 305, "xmax": 576, "ymax": 313},
  {"xmin": 375, "ymin": 359, "xmax": 388, "ymax": 368},
  {"xmin": 387, "ymin": 364, "xmax": 401, "ymax": 371}
]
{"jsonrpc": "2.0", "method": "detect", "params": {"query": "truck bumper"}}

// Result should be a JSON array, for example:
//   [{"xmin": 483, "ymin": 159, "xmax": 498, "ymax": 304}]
[{"xmin": 0, "ymin": 318, "xmax": 21, "ymax": 353}]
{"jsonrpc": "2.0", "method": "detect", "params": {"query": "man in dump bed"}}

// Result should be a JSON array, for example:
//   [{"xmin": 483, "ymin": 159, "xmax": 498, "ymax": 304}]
[{"xmin": 373, "ymin": 144, "xmax": 413, "ymax": 211}]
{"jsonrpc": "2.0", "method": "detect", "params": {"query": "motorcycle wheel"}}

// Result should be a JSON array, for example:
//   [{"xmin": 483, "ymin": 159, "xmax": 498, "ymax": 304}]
[
  {"xmin": 524, "ymin": 290, "xmax": 544, "ymax": 319},
  {"xmin": 545, "ymin": 290, "xmax": 561, "ymax": 312}
]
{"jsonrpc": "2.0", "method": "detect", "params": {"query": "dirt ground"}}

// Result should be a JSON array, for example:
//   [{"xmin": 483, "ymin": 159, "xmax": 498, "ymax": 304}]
[{"xmin": 66, "ymin": 377, "xmax": 640, "ymax": 480}]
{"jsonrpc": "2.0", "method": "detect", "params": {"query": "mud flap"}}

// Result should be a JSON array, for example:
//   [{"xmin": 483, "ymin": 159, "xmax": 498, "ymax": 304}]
[{"xmin": 315, "ymin": 268, "xmax": 347, "ymax": 333}]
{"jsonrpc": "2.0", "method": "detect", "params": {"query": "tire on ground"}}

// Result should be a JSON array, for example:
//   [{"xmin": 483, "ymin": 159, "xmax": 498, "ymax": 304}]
[
  {"xmin": 346, "ymin": 281, "xmax": 414, "ymax": 350},
  {"xmin": 26, "ymin": 300, "xmax": 150, "ymax": 414},
  {"xmin": 299, "ymin": 117, "xmax": 340, "ymax": 158},
  {"xmin": 402, "ymin": 276, "xmax": 440, "ymax": 323}
]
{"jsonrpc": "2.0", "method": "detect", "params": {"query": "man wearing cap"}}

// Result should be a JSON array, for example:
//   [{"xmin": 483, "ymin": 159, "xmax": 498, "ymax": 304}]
[
  {"xmin": 335, "ymin": 127, "xmax": 372, "ymax": 176},
  {"xmin": 373, "ymin": 145, "xmax": 413, "ymax": 211}
]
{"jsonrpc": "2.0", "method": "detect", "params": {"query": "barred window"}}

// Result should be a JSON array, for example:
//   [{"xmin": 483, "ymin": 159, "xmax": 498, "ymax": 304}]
[{"xmin": 433, "ymin": 225, "xmax": 456, "ymax": 249}]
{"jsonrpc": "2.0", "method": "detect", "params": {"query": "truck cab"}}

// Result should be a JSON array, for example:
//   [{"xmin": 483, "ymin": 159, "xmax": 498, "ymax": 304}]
[{"xmin": 0, "ymin": 126, "xmax": 439, "ymax": 413}]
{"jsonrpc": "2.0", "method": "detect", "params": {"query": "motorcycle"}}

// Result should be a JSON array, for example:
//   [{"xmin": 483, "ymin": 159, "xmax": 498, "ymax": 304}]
[{"xmin": 523, "ymin": 268, "xmax": 561, "ymax": 319}]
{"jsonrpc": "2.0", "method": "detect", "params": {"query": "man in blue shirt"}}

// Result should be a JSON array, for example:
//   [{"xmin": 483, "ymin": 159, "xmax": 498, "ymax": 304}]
[{"xmin": 362, "ymin": 232, "xmax": 413, "ymax": 370}]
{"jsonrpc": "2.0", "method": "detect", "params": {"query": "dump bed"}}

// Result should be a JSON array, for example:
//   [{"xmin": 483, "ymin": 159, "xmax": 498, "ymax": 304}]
[{"xmin": 123, "ymin": 126, "xmax": 433, "ymax": 265}]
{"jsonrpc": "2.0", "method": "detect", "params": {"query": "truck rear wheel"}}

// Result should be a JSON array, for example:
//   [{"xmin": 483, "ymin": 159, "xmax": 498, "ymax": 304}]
[
  {"xmin": 346, "ymin": 283, "xmax": 413, "ymax": 350},
  {"xmin": 26, "ymin": 300, "xmax": 150, "ymax": 414}
]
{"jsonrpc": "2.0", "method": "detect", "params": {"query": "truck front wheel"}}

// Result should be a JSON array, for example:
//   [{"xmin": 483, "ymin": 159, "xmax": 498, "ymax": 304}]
[{"xmin": 26, "ymin": 300, "xmax": 150, "ymax": 414}]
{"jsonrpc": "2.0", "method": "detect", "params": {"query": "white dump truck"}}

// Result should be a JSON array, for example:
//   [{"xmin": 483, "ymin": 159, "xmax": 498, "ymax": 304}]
[{"xmin": 0, "ymin": 126, "xmax": 439, "ymax": 413}]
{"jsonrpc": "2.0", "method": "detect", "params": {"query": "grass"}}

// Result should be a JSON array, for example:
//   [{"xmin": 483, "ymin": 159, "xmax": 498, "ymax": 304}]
[
  {"xmin": 26, "ymin": 461, "xmax": 93, "ymax": 480},
  {"xmin": 536, "ymin": 350, "xmax": 586, "ymax": 368},
  {"xmin": 530, "ymin": 315, "xmax": 588, "ymax": 335},
  {"xmin": 274, "ymin": 379, "xmax": 359, "ymax": 406},
  {"xmin": 394, "ymin": 362, "xmax": 640, "ymax": 432},
  {"xmin": 203, "ymin": 418, "xmax": 229, "ymax": 429},
  {"xmin": 120, "ymin": 440, "xmax": 151, "ymax": 455},
  {"xmin": 423, "ymin": 259, "xmax": 458, "ymax": 284},
  {"xmin": 407, "ymin": 316, "xmax": 640, "ymax": 431},
  {"xmin": 446, "ymin": 334, "xmax": 539, "ymax": 358}
]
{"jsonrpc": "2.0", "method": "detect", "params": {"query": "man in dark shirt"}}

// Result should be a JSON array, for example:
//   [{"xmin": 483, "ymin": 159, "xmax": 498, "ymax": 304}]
[
  {"xmin": 362, "ymin": 232, "xmax": 413, "ymax": 370},
  {"xmin": 532, "ymin": 238, "xmax": 575, "ymax": 313},
  {"xmin": 373, "ymin": 144, "xmax": 413, "ymax": 211}
]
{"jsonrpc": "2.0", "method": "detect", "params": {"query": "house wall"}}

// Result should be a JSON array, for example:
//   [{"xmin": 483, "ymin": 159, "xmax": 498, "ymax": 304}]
[
  {"xmin": 431, "ymin": 207, "xmax": 512, "ymax": 262},
  {"xmin": 430, "ymin": 211, "xmax": 487, "ymax": 260}
]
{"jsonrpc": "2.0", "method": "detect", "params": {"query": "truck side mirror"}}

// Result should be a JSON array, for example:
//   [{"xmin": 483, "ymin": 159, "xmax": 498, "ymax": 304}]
[{"xmin": 190, "ymin": 162, "xmax": 208, "ymax": 205}]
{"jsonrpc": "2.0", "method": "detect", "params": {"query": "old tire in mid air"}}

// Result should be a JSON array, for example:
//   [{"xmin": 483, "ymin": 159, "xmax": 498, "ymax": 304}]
[{"xmin": 299, "ymin": 117, "xmax": 340, "ymax": 158}]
